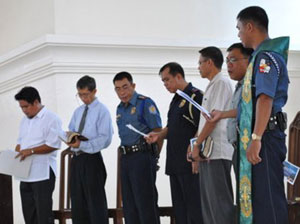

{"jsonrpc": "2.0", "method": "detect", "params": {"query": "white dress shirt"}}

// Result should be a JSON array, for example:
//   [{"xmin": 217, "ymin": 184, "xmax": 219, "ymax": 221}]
[
  {"xmin": 17, "ymin": 107, "xmax": 62, "ymax": 182},
  {"xmin": 198, "ymin": 73, "xmax": 234, "ymax": 160}
]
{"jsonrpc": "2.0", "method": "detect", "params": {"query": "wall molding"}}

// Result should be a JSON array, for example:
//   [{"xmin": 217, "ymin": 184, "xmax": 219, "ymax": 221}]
[{"xmin": 1, "ymin": 34, "xmax": 300, "ymax": 94}]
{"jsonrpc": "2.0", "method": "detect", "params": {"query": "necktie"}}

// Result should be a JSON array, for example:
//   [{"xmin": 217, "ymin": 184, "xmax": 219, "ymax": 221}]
[
  {"xmin": 235, "ymin": 82, "xmax": 242, "ymax": 91},
  {"xmin": 78, "ymin": 105, "xmax": 88, "ymax": 134}
]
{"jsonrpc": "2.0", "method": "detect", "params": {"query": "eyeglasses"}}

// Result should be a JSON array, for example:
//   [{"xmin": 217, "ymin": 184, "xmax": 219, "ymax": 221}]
[
  {"xmin": 76, "ymin": 92, "xmax": 93, "ymax": 98},
  {"xmin": 226, "ymin": 57, "xmax": 247, "ymax": 64}
]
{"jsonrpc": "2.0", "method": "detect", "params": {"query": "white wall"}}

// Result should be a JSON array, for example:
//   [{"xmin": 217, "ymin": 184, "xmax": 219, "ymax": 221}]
[
  {"xmin": 1, "ymin": 0, "xmax": 300, "ymax": 55},
  {"xmin": 0, "ymin": 0, "xmax": 55, "ymax": 55},
  {"xmin": 54, "ymin": 0, "xmax": 300, "ymax": 49}
]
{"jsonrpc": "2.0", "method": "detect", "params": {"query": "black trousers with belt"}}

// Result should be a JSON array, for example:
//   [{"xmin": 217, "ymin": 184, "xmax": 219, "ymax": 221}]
[
  {"xmin": 70, "ymin": 152, "xmax": 108, "ymax": 224},
  {"xmin": 20, "ymin": 168, "xmax": 55, "ymax": 224},
  {"xmin": 121, "ymin": 150, "xmax": 160, "ymax": 224}
]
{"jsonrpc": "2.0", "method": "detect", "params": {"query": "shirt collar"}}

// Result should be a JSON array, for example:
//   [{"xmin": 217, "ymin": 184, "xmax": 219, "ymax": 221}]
[
  {"xmin": 236, "ymin": 80, "xmax": 243, "ymax": 89},
  {"xmin": 174, "ymin": 83, "xmax": 193, "ymax": 100},
  {"xmin": 120, "ymin": 91, "xmax": 138, "ymax": 107},
  {"xmin": 85, "ymin": 97, "xmax": 99, "ymax": 109},
  {"xmin": 252, "ymin": 38, "xmax": 271, "ymax": 58},
  {"xmin": 35, "ymin": 106, "xmax": 46, "ymax": 118},
  {"xmin": 206, "ymin": 72, "xmax": 222, "ymax": 89},
  {"xmin": 203, "ymin": 72, "xmax": 223, "ymax": 93},
  {"xmin": 183, "ymin": 82, "xmax": 193, "ymax": 94}
]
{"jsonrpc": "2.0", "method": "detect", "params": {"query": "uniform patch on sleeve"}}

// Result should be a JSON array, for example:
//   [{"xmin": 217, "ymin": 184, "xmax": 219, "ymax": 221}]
[
  {"xmin": 259, "ymin": 58, "xmax": 271, "ymax": 74},
  {"xmin": 148, "ymin": 105, "xmax": 157, "ymax": 114},
  {"xmin": 116, "ymin": 114, "xmax": 121, "ymax": 121}
]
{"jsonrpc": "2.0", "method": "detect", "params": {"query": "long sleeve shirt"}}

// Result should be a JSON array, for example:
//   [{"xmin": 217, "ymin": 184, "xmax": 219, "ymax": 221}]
[{"xmin": 68, "ymin": 98, "xmax": 113, "ymax": 153}]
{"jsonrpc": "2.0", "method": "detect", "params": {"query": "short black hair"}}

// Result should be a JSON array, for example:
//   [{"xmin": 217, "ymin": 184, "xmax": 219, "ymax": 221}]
[
  {"xmin": 15, "ymin": 86, "xmax": 41, "ymax": 104},
  {"xmin": 237, "ymin": 6, "xmax": 269, "ymax": 32},
  {"xmin": 159, "ymin": 62, "xmax": 185, "ymax": 78},
  {"xmin": 77, "ymin": 75, "xmax": 96, "ymax": 91},
  {"xmin": 199, "ymin": 47, "xmax": 224, "ymax": 69},
  {"xmin": 113, "ymin": 71, "xmax": 133, "ymax": 84},
  {"xmin": 227, "ymin": 43, "xmax": 254, "ymax": 57}
]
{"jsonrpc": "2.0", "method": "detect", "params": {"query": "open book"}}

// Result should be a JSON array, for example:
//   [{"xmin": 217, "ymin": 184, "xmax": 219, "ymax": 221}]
[
  {"xmin": 51, "ymin": 128, "xmax": 89, "ymax": 144},
  {"xmin": 59, "ymin": 131, "xmax": 88, "ymax": 144}
]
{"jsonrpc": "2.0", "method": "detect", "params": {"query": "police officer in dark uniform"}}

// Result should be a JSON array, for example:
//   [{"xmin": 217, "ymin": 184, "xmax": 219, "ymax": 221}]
[
  {"xmin": 113, "ymin": 71, "xmax": 162, "ymax": 224},
  {"xmin": 147, "ymin": 62, "xmax": 204, "ymax": 224},
  {"xmin": 236, "ymin": 6, "xmax": 289, "ymax": 223}
]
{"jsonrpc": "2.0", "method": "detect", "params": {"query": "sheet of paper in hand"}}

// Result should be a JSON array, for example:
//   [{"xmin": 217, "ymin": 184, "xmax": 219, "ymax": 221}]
[
  {"xmin": 0, "ymin": 149, "xmax": 33, "ymax": 178},
  {"xmin": 126, "ymin": 124, "xmax": 149, "ymax": 137},
  {"xmin": 283, "ymin": 160, "xmax": 300, "ymax": 185}
]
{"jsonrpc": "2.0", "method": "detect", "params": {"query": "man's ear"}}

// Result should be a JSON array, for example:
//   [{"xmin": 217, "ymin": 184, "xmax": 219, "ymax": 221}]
[
  {"xmin": 206, "ymin": 58, "xmax": 212, "ymax": 66},
  {"xmin": 246, "ymin": 22, "xmax": 254, "ymax": 32},
  {"xmin": 33, "ymin": 99, "xmax": 39, "ymax": 106},
  {"xmin": 132, "ymin": 83, "xmax": 136, "ymax": 90},
  {"xmin": 175, "ymin": 73, "xmax": 182, "ymax": 81}
]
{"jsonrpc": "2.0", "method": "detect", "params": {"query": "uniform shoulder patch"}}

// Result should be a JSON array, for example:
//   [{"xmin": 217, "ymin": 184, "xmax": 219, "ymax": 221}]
[
  {"xmin": 148, "ymin": 105, "xmax": 157, "ymax": 114},
  {"xmin": 259, "ymin": 58, "xmax": 271, "ymax": 74}
]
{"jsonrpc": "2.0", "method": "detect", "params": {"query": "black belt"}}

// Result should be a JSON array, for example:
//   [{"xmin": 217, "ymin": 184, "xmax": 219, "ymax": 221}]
[
  {"xmin": 73, "ymin": 150, "xmax": 87, "ymax": 156},
  {"xmin": 119, "ymin": 142, "xmax": 157, "ymax": 155}
]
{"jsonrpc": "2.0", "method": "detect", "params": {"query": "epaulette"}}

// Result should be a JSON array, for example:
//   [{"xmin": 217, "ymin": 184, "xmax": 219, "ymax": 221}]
[
  {"xmin": 191, "ymin": 87, "xmax": 203, "ymax": 95},
  {"xmin": 263, "ymin": 51, "xmax": 280, "ymax": 76},
  {"xmin": 137, "ymin": 95, "xmax": 148, "ymax": 100}
]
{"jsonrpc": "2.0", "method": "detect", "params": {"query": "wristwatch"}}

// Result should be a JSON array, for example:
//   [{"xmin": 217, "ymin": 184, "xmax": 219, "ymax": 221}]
[{"xmin": 251, "ymin": 133, "xmax": 262, "ymax": 141}]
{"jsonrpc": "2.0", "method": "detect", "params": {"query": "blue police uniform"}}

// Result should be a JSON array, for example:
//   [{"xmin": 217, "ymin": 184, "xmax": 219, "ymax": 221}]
[
  {"xmin": 116, "ymin": 91, "xmax": 162, "ymax": 224},
  {"xmin": 250, "ymin": 45, "xmax": 289, "ymax": 223},
  {"xmin": 166, "ymin": 83, "xmax": 204, "ymax": 224}
]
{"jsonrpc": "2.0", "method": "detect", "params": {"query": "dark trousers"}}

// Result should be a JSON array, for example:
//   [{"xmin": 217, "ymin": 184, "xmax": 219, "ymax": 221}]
[
  {"xmin": 169, "ymin": 173, "xmax": 203, "ymax": 224},
  {"xmin": 199, "ymin": 160, "xmax": 234, "ymax": 224},
  {"xmin": 20, "ymin": 168, "xmax": 55, "ymax": 224},
  {"xmin": 71, "ymin": 152, "xmax": 108, "ymax": 224},
  {"xmin": 121, "ymin": 151, "xmax": 160, "ymax": 224},
  {"xmin": 252, "ymin": 128, "xmax": 288, "ymax": 224}
]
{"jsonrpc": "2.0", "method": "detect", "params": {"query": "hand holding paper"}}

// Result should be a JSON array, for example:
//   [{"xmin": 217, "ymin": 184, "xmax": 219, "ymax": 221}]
[
  {"xmin": 0, "ymin": 149, "xmax": 33, "ymax": 178},
  {"xmin": 176, "ymin": 89, "xmax": 211, "ymax": 118},
  {"xmin": 126, "ymin": 124, "xmax": 149, "ymax": 137}
]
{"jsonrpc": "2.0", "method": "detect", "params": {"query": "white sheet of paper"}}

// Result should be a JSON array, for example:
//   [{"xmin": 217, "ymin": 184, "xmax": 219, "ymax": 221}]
[
  {"xmin": 283, "ymin": 160, "xmax": 300, "ymax": 185},
  {"xmin": 126, "ymin": 124, "xmax": 149, "ymax": 137},
  {"xmin": 176, "ymin": 89, "xmax": 211, "ymax": 118},
  {"xmin": 0, "ymin": 149, "xmax": 33, "ymax": 178},
  {"xmin": 190, "ymin": 137, "xmax": 197, "ymax": 152}
]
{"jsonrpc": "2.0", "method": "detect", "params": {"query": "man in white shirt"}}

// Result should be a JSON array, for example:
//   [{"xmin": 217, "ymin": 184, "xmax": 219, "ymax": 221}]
[
  {"xmin": 15, "ymin": 86, "xmax": 62, "ymax": 224},
  {"xmin": 190, "ymin": 47, "xmax": 235, "ymax": 224}
]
